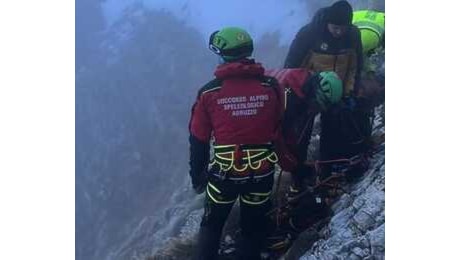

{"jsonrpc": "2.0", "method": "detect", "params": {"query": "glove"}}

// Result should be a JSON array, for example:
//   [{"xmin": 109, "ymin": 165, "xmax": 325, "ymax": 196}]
[
  {"xmin": 189, "ymin": 135, "xmax": 210, "ymax": 194},
  {"xmin": 193, "ymin": 182, "xmax": 206, "ymax": 195},
  {"xmin": 192, "ymin": 171, "xmax": 207, "ymax": 194}
]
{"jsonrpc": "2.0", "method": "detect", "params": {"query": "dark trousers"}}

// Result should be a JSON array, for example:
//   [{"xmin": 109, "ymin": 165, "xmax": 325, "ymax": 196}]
[
  {"xmin": 288, "ymin": 115, "xmax": 316, "ymax": 189},
  {"xmin": 320, "ymin": 103, "xmax": 372, "ymax": 176},
  {"xmin": 195, "ymin": 168, "xmax": 274, "ymax": 260}
]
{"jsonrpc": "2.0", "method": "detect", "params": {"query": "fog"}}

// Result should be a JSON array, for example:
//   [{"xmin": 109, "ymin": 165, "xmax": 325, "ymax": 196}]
[
  {"xmin": 102, "ymin": 0, "xmax": 310, "ymax": 44},
  {"xmin": 76, "ymin": 0, "xmax": 379, "ymax": 259}
]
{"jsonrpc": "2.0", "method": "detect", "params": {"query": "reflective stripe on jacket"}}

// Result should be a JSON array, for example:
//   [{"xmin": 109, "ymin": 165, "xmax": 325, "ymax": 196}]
[{"xmin": 353, "ymin": 10, "xmax": 385, "ymax": 54}]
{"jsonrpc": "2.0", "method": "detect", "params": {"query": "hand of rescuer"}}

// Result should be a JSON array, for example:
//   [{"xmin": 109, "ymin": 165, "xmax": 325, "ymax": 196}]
[
  {"xmin": 188, "ymin": 134, "xmax": 210, "ymax": 195},
  {"xmin": 192, "ymin": 171, "xmax": 207, "ymax": 195}
]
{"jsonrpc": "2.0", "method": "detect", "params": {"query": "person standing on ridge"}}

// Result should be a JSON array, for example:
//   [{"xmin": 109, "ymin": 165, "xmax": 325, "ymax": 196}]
[
  {"xmin": 189, "ymin": 27, "xmax": 283, "ymax": 260},
  {"xmin": 283, "ymin": 0, "xmax": 369, "ymax": 195}
]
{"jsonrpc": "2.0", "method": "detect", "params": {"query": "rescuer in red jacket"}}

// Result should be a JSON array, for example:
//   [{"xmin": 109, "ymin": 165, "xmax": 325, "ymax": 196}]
[
  {"xmin": 266, "ymin": 69, "xmax": 343, "ymax": 198},
  {"xmin": 189, "ymin": 27, "xmax": 283, "ymax": 260},
  {"xmin": 189, "ymin": 27, "xmax": 344, "ymax": 260}
]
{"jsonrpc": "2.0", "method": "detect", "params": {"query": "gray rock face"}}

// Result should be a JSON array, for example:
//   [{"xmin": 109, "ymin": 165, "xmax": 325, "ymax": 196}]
[
  {"xmin": 148, "ymin": 106, "xmax": 385, "ymax": 260},
  {"xmin": 297, "ymin": 152, "xmax": 385, "ymax": 260}
]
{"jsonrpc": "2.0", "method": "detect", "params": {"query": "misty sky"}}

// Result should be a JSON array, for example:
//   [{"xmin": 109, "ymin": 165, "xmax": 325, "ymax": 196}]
[{"xmin": 102, "ymin": 0, "xmax": 310, "ymax": 44}]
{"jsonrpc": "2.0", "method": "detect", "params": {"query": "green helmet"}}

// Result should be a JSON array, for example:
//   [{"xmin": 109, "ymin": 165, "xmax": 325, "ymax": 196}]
[
  {"xmin": 208, "ymin": 27, "xmax": 254, "ymax": 62},
  {"xmin": 315, "ymin": 71, "xmax": 343, "ymax": 110}
]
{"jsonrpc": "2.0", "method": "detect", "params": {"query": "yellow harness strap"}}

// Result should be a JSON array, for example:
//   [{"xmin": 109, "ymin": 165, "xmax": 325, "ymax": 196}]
[{"xmin": 211, "ymin": 144, "xmax": 278, "ymax": 173}]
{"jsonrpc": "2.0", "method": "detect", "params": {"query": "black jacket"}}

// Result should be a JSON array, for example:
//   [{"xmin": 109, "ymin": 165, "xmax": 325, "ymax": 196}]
[{"xmin": 284, "ymin": 8, "xmax": 363, "ymax": 92}]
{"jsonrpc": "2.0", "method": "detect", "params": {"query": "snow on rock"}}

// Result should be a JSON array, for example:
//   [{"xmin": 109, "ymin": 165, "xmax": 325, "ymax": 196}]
[{"xmin": 296, "ymin": 152, "xmax": 385, "ymax": 260}]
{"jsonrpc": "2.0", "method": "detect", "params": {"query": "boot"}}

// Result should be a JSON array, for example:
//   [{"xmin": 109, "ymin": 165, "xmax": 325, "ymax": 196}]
[
  {"xmin": 194, "ymin": 226, "xmax": 221, "ymax": 260},
  {"xmin": 236, "ymin": 235, "xmax": 262, "ymax": 260}
]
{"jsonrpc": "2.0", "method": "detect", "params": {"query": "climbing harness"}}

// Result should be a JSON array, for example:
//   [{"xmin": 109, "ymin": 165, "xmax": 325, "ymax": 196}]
[{"xmin": 210, "ymin": 143, "xmax": 278, "ymax": 174}]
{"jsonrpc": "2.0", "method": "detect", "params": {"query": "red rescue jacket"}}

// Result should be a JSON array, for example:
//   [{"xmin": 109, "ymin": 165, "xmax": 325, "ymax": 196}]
[
  {"xmin": 190, "ymin": 59, "xmax": 283, "ymax": 145},
  {"xmin": 265, "ymin": 69, "xmax": 320, "ymax": 172}
]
